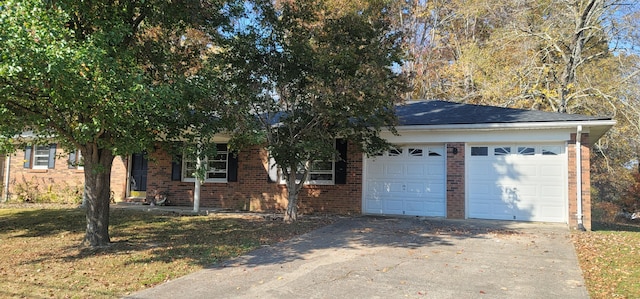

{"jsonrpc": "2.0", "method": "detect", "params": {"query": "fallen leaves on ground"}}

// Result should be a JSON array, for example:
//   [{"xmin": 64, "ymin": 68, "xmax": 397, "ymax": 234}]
[
  {"xmin": 571, "ymin": 221, "xmax": 640, "ymax": 299},
  {"xmin": 0, "ymin": 204, "xmax": 336, "ymax": 298}
]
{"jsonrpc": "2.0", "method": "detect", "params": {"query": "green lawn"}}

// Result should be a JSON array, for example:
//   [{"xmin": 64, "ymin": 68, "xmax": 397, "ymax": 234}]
[
  {"xmin": 0, "ymin": 204, "xmax": 334, "ymax": 298},
  {"xmin": 572, "ymin": 221, "xmax": 640, "ymax": 299}
]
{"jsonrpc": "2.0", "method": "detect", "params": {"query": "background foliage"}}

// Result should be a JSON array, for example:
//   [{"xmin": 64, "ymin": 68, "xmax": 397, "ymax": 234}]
[{"xmin": 396, "ymin": 0, "xmax": 640, "ymax": 214}]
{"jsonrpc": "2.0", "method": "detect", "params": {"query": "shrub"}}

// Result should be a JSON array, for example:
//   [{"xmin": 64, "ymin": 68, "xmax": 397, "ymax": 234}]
[{"xmin": 11, "ymin": 176, "xmax": 82, "ymax": 204}]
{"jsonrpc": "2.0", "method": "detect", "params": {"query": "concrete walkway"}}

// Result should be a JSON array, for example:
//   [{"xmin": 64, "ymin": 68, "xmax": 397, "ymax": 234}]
[{"xmin": 125, "ymin": 216, "xmax": 588, "ymax": 299}]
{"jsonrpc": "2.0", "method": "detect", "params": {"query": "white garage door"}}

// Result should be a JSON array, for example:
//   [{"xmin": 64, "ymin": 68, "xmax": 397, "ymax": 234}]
[
  {"xmin": 467, "ymin": 144, "xmax": 567, "ymax": 222},
  {"xmin": 363, "ymin": 145, "xmax": 446, "ymax": 217}
]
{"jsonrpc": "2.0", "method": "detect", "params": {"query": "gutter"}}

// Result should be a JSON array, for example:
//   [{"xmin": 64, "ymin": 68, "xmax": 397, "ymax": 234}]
[
  {"xmin": 576, "ymin": 125, "xmax": 586, "ymax": 231},
  {"xmin": 395, "ymin": 120, "xmax": 616, "ymax": 132}
]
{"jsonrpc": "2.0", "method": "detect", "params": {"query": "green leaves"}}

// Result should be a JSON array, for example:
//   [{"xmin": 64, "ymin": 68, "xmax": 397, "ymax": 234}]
[{"xmin": 224, "ymin": 0, "xmax": 407, "ymax": 219}]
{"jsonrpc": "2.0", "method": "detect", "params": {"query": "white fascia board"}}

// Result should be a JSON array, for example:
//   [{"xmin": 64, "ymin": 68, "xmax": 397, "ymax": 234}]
[
  {"xmin": 395, "ymin": 120, "xmax": 616, "ymax": 132},
  {"xmin": 381, "ymin": 120, "xmax": 616, "ymax": 144}
]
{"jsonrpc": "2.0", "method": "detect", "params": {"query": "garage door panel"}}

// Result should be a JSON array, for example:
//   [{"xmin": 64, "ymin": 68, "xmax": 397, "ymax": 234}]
[
  {"xmin": 384, "ymin": 182, "xmax": 404, "ymax": 194},
  {"xmin": 404, "ymin": 200, "xmax": 424, "ymax": 215},
  {"xmin": 406, "ymin": 182, "xmax": 426, "ymax": 194},
  {"xmin": 386, "ymin": 164, "xmax": 403, "ymax": 175},
  {"xmin": 384, "ymin": 199, "xmax": 404, "ymax": 214},
  {"xmin": 468, "ymin": 161, "xmax": 492, "ymax": 176},
  {"xmin": 541, "ymin": 185, "xmax": 563, "ymax": 196},
  {"xmin": 365, "ymin": 199, "xmax": 382, "ymax": 212},
  {"xmin": 427, "ymin": 162, "xmax": 446, "ymax": 175},
  {"xmin": 513, "ymin": 164, "xmax": 538, "ymax": 177},
  {"xmin": 541, "ymin": 165, "xmax": 563, "ymax": 176},
  {"xmin": 364, "ymin": 145, "xmax": 446, "ymax": 217},
  {"xmin": 368, "ymin": 164, "xmax": 384, "ymax": 178},
  {"xmin": 426, "ymin": 182, "xmax": 446, "ymax": 195},
  {"xmin": 468, "ymin": 144, "xmax": 566, "ymax": 223},
  {"xmin": 468, "ymin": 183, "xmax": 490, "ymax": 195},
  {"xmin": 406, "ymin": 164, "xmax": 426, "ymax": 176},
  {"xmin": 534, "ymin": 204, "xmax": 565, "ymax": 220}
]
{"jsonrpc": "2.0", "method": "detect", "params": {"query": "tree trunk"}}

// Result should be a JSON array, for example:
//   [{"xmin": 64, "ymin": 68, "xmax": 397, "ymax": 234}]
[
  {"xmin": 283, "ymin": 165, "xmax": 309, "ymax": 222},
  {"xmin": 284, "ymin": 170, "xmax": 299, "ymax": 222},
  {"xmin": 193, "ymin": 150, "xmax": 202, "ymax": 213},
  {"xmin": 285, "ymin": 181, "xmax": 298, "ymax": 222},
  {"xmin": 81, "ymin": 143, "xmax": 115, "ymax": 247}
]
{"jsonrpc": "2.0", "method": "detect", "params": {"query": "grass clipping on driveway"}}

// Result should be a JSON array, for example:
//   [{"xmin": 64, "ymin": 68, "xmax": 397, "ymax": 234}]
[
  {"xmin": 571, "ymin": 222, "xmax": 640, "ymax": 299},
  {"xmin": 0, "ymin": 205, "xmax": 335, "ymax": 298}
]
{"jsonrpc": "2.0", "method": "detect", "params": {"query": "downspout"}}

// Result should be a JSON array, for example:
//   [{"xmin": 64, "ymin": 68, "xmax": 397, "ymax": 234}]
[
  {"xmin": 576, "ymin": 125, "xmax": 585, "ymax": 231},
  {"xmin": 3, "ymin": 155, "xmax": 10, "ymax": 202}
]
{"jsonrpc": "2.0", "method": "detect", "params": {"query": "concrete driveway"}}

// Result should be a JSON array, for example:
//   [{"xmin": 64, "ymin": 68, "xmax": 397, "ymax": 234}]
[{"xmin": 125, "ymin": 216, "xmax": 588, "ymax": 299}]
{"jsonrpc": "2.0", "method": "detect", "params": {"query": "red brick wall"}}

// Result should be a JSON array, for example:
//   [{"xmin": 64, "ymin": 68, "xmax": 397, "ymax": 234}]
[
  {"xmin": 446, "ymin": 143, "xmax": 465, "ymax": 219},
  {"xmin": 568, "ymin": 133, "xmax": 592, "ymax": 230},
  {"xmin": 145, "ymin": 144, "xmax": 363, "ymax": 215},
  {"xmin": 111, "ymin": 157, "xmax": 128, "ymax": 201},
  {"xmin": 5, "ymin": 147, "xmax": 127, "ymax": 202}
]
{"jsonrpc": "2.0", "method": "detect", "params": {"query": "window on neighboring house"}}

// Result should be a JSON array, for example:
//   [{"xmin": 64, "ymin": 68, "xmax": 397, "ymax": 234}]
[
  {"xmin": 24, "ymin": 144, "xmax": 57, "ymax": 169},
  {"xmin": 68, "ymin": 150, "xmax": 84, "ymax": 170}
]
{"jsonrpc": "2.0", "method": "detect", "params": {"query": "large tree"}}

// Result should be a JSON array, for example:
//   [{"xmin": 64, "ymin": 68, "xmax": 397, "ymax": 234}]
[
  {"xmin": 0, "ymin": 0, "xmax": 238, "ymax": 246},
  {"xmin": 225, "ymin": 0, "xmax": 408, "ymax": 221}
]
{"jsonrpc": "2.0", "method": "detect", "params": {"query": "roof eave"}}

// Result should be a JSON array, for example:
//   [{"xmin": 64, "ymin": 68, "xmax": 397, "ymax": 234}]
[{"xmin": 396, "ymin": 119, "xmax": 616, "ymax": 142}]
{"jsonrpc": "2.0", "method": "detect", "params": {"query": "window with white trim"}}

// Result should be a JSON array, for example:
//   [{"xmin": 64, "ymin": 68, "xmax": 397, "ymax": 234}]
[
  {"xmin": 33, "ymin": 145, "xmax": 51, "ymax": 169},
  {"xmin": 68, "ymin": 149, "xmax": 84, "ymax": 170},
  {"xmin": 542, "ymin": 146, "xmax": 562, "ymax": 155},
  {"xmin": 494, "ymin": 146, "xmax": 511, "ymax": 156},
  {"xmin": 471, "ymin": 146, "xmax": 488, "ymax": 156},
  {"xmin": 428, "ymin": 147, "xmax": 444, "ymax": 156},
  {"xmin": 273, "ymin": 139, "xmax": 348, "ymax": 186},
  {"xmin": 517, "ymin": 147, "xmax": 535, "ymax": 156},
  {"xmin": 388, "ymin": 148, "xmax": 403, "ymax": 156},
  {"xmin": 409, "ymin": 148, "xmax": 423, "ymax": 157},
  {"xmin": 24, "ymin": 144, "xmax": 56, "ymax": 169},
  {"xmin": 182, "ymin": 146, "xmax": 229, "ymax": 183},
  {"xmin": 278, "ymin": 159, "xmax": 335, "ymax": 185}
]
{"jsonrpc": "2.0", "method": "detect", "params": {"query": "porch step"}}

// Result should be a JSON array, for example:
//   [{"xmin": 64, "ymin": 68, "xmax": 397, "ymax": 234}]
[{"xmin": 122, "ymin": 197, "xmax": 149, "ymax": 204}]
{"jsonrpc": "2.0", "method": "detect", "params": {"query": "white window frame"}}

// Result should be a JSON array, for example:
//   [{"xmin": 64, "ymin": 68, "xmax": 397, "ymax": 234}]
[
  {"xmin": 277, "ymin": 159, "xmax": 335, "ymax": 186},
  {"xmin": 182, "ymin": 147, "xmax": 229, "ymax": 183},
  {"xmin": 273, "ymin": 139, "xmax": 337, "ymax": 186},
  {"xmin": 68, "ymin": 149, "xmax": 84, "ymax": 170},
  {"xmin": 32, "ymin": 145, "xmax": 52, "ymax": 169}
]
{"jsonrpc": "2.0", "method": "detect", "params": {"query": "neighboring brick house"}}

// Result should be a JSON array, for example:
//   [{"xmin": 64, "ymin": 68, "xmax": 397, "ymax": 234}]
[
  {"xmin": 137, "ymin": 100, "xmax": 614, "ymax": 230},
  {"xmin": 1, "ymin": 143, "xmax": 127, "ymax": 203}
]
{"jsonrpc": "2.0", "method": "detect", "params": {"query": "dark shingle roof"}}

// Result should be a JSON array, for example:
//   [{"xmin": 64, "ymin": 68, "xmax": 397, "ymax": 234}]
[{"xmin": 396, "ymin": 100, "xmax": 611, "ymax": 126}]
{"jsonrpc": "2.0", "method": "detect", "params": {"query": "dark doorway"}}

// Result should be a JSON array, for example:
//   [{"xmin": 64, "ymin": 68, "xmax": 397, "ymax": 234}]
[{"xmin": 130, "ymin": 153, "xmax": 148, "ymax": 193}]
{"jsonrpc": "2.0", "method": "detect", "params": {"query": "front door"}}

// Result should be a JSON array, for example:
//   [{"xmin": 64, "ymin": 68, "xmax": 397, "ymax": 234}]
[{"xmin": 130, "ymin": 153, "xmax": 148, "ymax": 197}]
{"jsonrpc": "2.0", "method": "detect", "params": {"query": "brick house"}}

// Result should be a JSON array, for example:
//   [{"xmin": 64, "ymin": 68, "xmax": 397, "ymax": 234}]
[
  {"xmin": 1, "ymin": 143, "xmax": 128, "ymax": 203},
  {"xmin": 137, "ymin": 100, "xmax": 614, "ymax": 230},
  {"xmin": 1, "ymin": 100, "xmax": 614, "ymax": 230}
]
